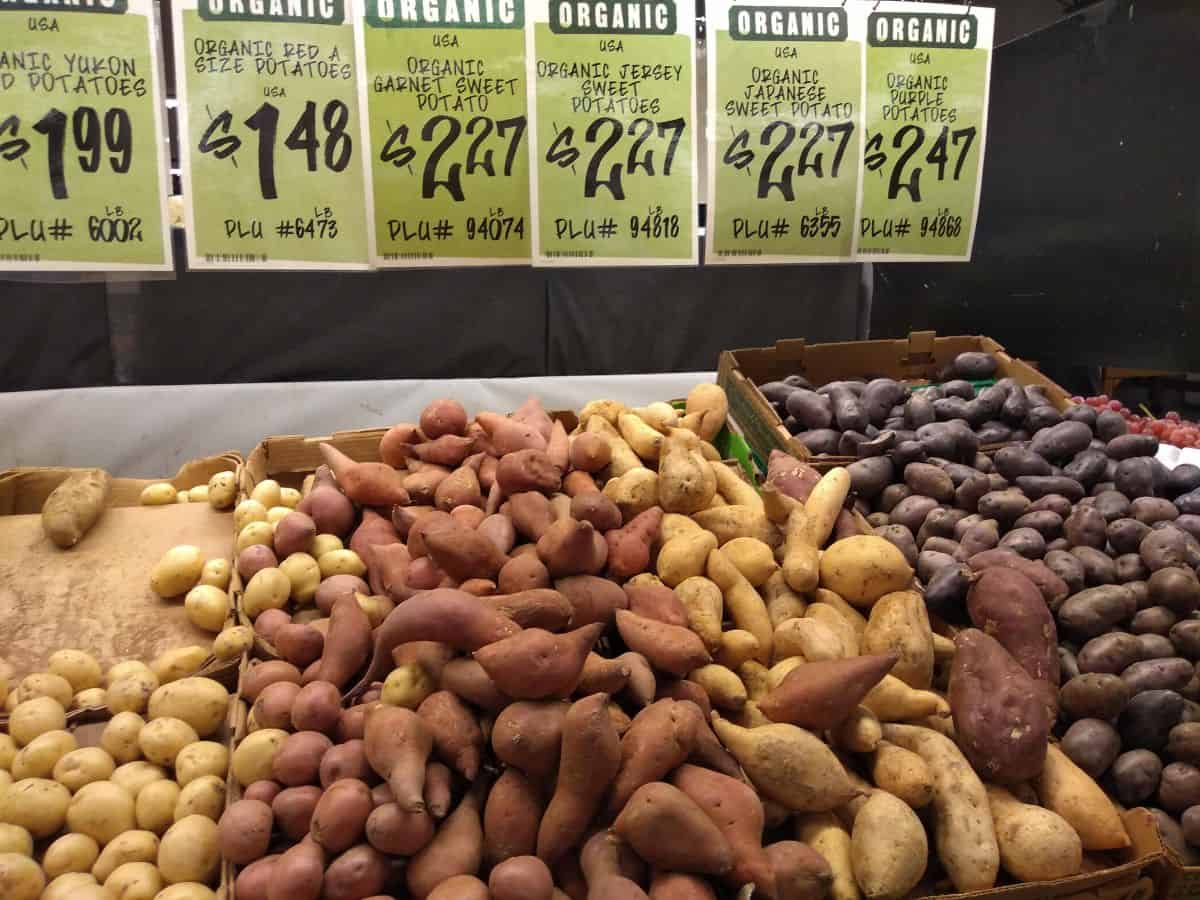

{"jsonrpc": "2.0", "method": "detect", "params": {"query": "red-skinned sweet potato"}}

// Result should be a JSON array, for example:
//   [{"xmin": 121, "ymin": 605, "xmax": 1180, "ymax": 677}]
[
  {"xmin": 608, "ymin": 699, "xmax": 697, "ymax": 816},
  {"xmin": 493, "ymin": 700, "xmax": 570, "ymax": 779},
  {"xmin": 316, "ymin": 594, "xmax": 372, "ymax": 689},
  {"xmin": 607, "ymin": 507, "xmax": 664, "ymax": 579},
  {"xmin": 483, "ymin": 588, "xmax": 574, "ymax": 631},
  {"xmin": 406, "ymin": 781, "xmax": 486, "ymax": 899},
  {"xmin": 556, "ymin": 575, "xmax": 629, "ymax": 626},
  {"xmin": 320, "ymin": 443, "xmax": 410, "ymax": 506},
  {"xmin": 485, "ymin": 766, "xmax": 545, "ymax": 863},
  {"xmin": 615, "ymin": 610, "xmax": 711, "ymax": 677},
  {"xmin": 624, "ymin": 582, "xmax": 689, "ymax": 627},
  {"xmin": 424, "ymin": 521, "xmax": 509, "ymax": 581},
  {"xmin": 421, "ymin": 399, "xmax": 468, "ymax": 439},
  {"xmin": 499, "ymin": 553, "xmax": 553, "ymax": 593},
  {"xmin": 364, "ymin": 705, "xmax": 433, "ymax": 812},
  {"xmin": 612, "ymin": 782, "xmax": 734, "ymax": 876},
  {"xmin": 380, "ymin": 423, "xmax": 420, "ymax": 468},
  {"xmin": 478, "ymin": 411, "xmax": 548, "ymax": 454},
  {"xmin": 441, "ymin": 658, "xmax": 511, "ymax": 713},
  {"xmin": 474, "ymin": 623, "xmax": 603, "ymax": 699},
  {"xmin": 759, "ymin": 653, "xmax": 898, "ymax": 731},
  {"xmin": 538, "ymin": 519, "xmax": 607, "ymax": 577},
  {"xmin": 417, "ymin": 690, "xmax": 484, "ymax": 780}
]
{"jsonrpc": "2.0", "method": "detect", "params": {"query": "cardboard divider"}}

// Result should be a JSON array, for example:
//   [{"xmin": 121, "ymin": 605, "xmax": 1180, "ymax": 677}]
[{"xmin": 717, "ymin": 332, "xmax": 1073, "ymax": 471}]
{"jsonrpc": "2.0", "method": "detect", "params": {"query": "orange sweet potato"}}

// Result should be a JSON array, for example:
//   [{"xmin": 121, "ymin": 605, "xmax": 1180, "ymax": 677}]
[
  {"xmin": 428, "ymin": 875, "xmax": 490, "ymax": 900},
  {"xmin": 571, "ymin": 492, "xmax": 623, "ymax": 531},
  {"xmin": 758, "ymin": 653, "xmax": 898, "ymax": 731},
  {"xmin": 380, "ymin": 423, "xmax": 420, "ymax": 468},
  {"xmin": 621, "ymin": 652, "xmax": 657, "ymax": 707},
  {"xmin": 570, "ymin": 433, "xmax": 612, "ymax": 473},
  {"xmin": 424, "ymin": 761, "xmax": 454, "ymax": 819},
  {"xmin": 671, "ymin": 764, "xmax": 775, "ymax": 895},
  {"xmin": 649, "ymin": 873, "xmax": 718, "ymax": 900},
  {"xmin": 492, "ymin": 700, "xmax": 570, "ymax": 778},
  {"xmin": 578, "ymin": 653, "xmax": 633, "ymax": 695},
  {"xmin": 624, "ymin": 582, "xmax": 689, "ymax": 627},
  {"xmin": 615, "ymin": 610, "xmax": 711, "ymax": 677},
  {"xmin": 607, "ymin": 507, "xmax": 664, "ymax": 579},
  {"xmin": 405, "ymin": 466, "xmax": 452, "ymax": 505},
  {"xmin": 406, "ymin": 781, "xmax": 486, "ymax": 899},
  {"xmin": 509, "ymin": 491, "xmax": 558, "ymax": 541},
  {"xmin": 479, "ymin": 512, "xmax": 517, "ymax": 554},
  {"xmin": 580, "ymin": 829, "xmax": 647, "ymax": 887},
  {"xmin": 406, "ymin": 556, "xmax": 448, "ymax": 590},
  {"xmin": 277, "ymin": 509, "xmax": 319, "ymax": 558},
  {"xmin": 412, "ymin": 434, "xmax": 476, "ymax": 467},
  {"xmin": 366, "ymin": 801, "xmax": 435, "ymax": 856},
  {"xmin": 451, "ymin": 504, "xmax": 487, "ymax": 530},
  {"xmin": 612, "ymin": 782, "xmax": 734, "ymax": 876},
  {"xmin": 349, "ymin": 508, "xmax": 398, "ymax": 560},
  {"xmin": 478, "ymin": 411, "xmax": 548, "ymax": 454},
  {"xmin": 547, "ymin": 419, "xmax": 571, "ymax": 471},
  {"xmin": 608, "ymin": 699, "xmax": 697, "ymax": 816},
  {"xmin": 407, "ymin": 509, "xmax": 454, "ymax": 557},
  {"xmin": 435, "ymin": 464, "xmax": 484, "ymax": 510},
  {"xmin": 499, "ymin": 553, "xmax": 553, "ymax": 593},
  {"xmin": 392, "ymin": 504, "xmax": 435, "ymax": 541},
  {"xmin": 538, "ymin": 519, "xmax": 607, "ymax": 577},
  {"xmin": 368, "ymin": 542, "xmax": 412, "ymax": 602},
  {"xmin": 350, "ymin": 588, "xmax": 521, "ymax": 697},
  {"xmin": 315, "ymin": 594, "xmax": 373, "ymax": 689},
  {"xmin": 537, "ymin": 694, "xmax": 622, "ymax": 863},
  {"xmin": 417, "ymin": 690, "xmax": 484, "ymax": 780},
  {"xmin": 364, "ymin": 705, "xmax": 433, "ymax": 812},
  {"xmin": 765, "ymin": 841, "xmax": 833, "ymax": 900},
  {"xmin": 424, "ymin": 521, "xmax": 509, "ymax": 581},
  {"xmin": 490, "ymin": 854, "xmax": 556, "ymax": 900},
  {"xmin": 460, "ymin": 578, "xmax": 497, "ymax": 596},
  {"xmin": 485, "ymin": 766, "xmax": 545, "ymax": 863},
  {"xmin": 421, "ymin": 399, "xmax": 468, "ymax": 439},
  {"xmin": 483, "ymin": 588, "xmax": 574, "ymax": 631},
  {"xmin": 555, "ymin": 575, "xmax": 628, "ymax": 626},
  {"xmin": 320, "ymin": 443, "xmax": 410, "ymax": 506},
  {"xmin": 474, "ymin": 624, "xmax": 603, "ymax": 699},
  {"xmin": 564, "ymin": 470, "xmax": 601, "ymax": 497},
  {"xmin": 513, "ymin": 396, "xmax": 554, "ymax": 438},
  {"xmin": 441, "ymin": 658, "xmax": 511, "ymax": 713}
]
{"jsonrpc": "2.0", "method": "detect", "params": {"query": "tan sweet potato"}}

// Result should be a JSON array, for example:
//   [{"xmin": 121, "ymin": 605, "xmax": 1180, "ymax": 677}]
[
  {"xmin": 406, "ymin": 782, "xmax": 486, "ymax": 899},
  {"xmin": 707, "ymin": 548, "xmax": 773, "ymax": 665},
  {"xmin": 1034, "ymin": 744, "xmax": 1129, "ymax": 851},
  {"xmin": 485, "ymin": 766, "xmax": 544, "ymax": 863},
  {"xmin": 608, "ymin": 700, "xmax": 697, "ymax": 816},
  {"xmin": 41, "ymin": 468, "xmax": 111, "ymax": 548},
  {"xmin": 759, "ymin": 654, "xmax": 898, "ymax": 731},
  {"xmin": 616, "ymin": 610, "xmax": 711, "ymax": 677},
  {"xmin": 671, "ymin": 764, "xmax": 774, "ymax": 895},
  {"xmin": 860, "ymin": 591, "xmax": 934, "ymax": 690},
  {"xmin": 364, "ymin": 705, "xmax": 432, "ymax": 812},
  {"xmin": 850, "ymin": 789, "xmax": 928, "ymax": 900},
  {"xmin": 417, "ymin": 691, "xmax": 484, "ymax": 780},
  {"xmin": 871, "ymin": 740, "xmax": 933, "ymax": 809},
  {"xmin": 613, "ymin": 782, "xmax": 734, "ymax": 875},
  {"xmin": 492, "ymin": 701, "xmax": 570, "ymax": 779},
  {"xmin": 537, "ymin": 694, "xmax": 622, "ymax": 864},
  {"xmin": 474, "ymin": 624, "xmax": 602, "ymax": 699}
]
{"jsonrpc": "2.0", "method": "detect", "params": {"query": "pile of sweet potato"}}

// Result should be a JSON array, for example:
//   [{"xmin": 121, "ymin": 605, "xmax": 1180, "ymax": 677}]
[{"xmin": 222, "ymin": 385, "xmax": 1133, "ymax": 900}]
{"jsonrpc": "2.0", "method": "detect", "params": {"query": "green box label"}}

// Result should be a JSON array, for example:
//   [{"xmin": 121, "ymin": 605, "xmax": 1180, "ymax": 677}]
[
  {"xmin": 174, "ymin": 0, "xmax": 370, "ymax": 268},
  {"xmin": 707, "ymin": 0, "xmax": 861, "ymax": 263},
  {"xmin": 365, "ymin": 0, "xmax": 523, "ymax": 28},
  {"xmin": 359, "ymin": 1, "xmax": 531, "ymax": 264},
  {"xmin": 858, "ymin": 2, "xmax": 992, "ymax": 259},
  {"xmin": 528, "ymin": 0, "xmax": 696, "ymax": 264},
  {"xmin": 0, "ymin": 0, "xmax": 170, "ymax": 270}
]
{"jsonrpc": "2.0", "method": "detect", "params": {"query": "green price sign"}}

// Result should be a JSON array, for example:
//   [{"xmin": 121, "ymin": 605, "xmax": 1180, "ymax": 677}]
[
  {"xmin": 173, "ymin": 0, "xmax": 371, "ymax": 269},
  {"xmin": 356, "ymin": 0, "xmax": 531, "ymax": 266},
  {"xmin": 0, "ymin": 0, "xmax": 171, "ymax": 271},
  {"xmin": 706, "ymin": 0, "xmax": 864, "ymax": 263},
  {"xmin": 858, "ymin": 2, "xmax": 993, "ymax": 260},
  {"xmin": 526, "ymin": 0, "xmax": 698, "ymax": 266}
]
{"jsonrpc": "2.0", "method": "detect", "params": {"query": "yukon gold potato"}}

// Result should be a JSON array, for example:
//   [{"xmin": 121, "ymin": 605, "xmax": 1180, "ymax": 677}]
[
  {"xmin": 279, "ymin": 486, "xmax": 302, "ymax": 508},
  {"xmin": 819, "ymin": 536, "xmax": 914, "ymax": 608},
  {"xmin": 0, "ymin": 824, "xmax": 32, "ymax": 856},
  {"xmin": 279, "ymin": 552, "xmax": 321, "ymax": 603},
  {"xmin": 173, "ymin": 775, "xmax": 225, "ymax": 822},
  {"xmin": 107, "ymin": 661, "xmax": 154, "ymax": 686},
  {"xmin": 53, "ymin": 747, "xmax": 116, "ymax": 792},
  {"xmin": 42, "ymin": 833, "xmax": 99, "ymax": 877},
  {"xmin": 0, "ymin": 852, "xmax": 43, "ymax": 900},
  {"xmin": 356, "ymin": 592, "xmax": 395, "ymax": 628},
  {"xmin": 233, "ymin": 500, "xmax": 268, "ymax": 533},
  {"xmin": 187, "ymin": 485, "xmax": 209, "ymax": 503},
  {"xmin": 111, "ymin": 762, "xmax": 166, "ymax": 799},
  {"xmin": 310, "ymin": 533, "xmax": 343, "ymax": 558},
  {"xmin": 986, "ymin": 785, "xmax": 1082, "ymax": 882},
  {"xmin": 232, "ymin": 729, "xmax": 288, "ymax": 786},
  {"xmin": 67, "ymin": 780, "xmax": 136, "ymax": 844},
  {"xmin": 150, "ymin": 647, "xmax": 209, "ymax": 685},
  {"xmin": 140, "ymin": 483, "xmax": 177, "ymax": 505},
  {"xmin": 135, "ymin": 780, "xmax": 181, "ymax": 834},
  {"xmin": 198, "ymin": 558, "xmax": 231, "ymax": 590},
  {"xmin": 93, "ymin": 830, "xmax": 160, "ymax": 882},
  {"xmin": 105, "ymin": 860, "xmax": 162, "ymax": 900},
  {"xmin": 72, "ymin": 688, "xmax": 107, "ymax": 710},
  {"xmin": 382, "ymin": 663, "xmax": 435, "ymax": 709},
  {"xmin": 41, "ymin": 468, "xmax": 111, "ymax": 549},
  {"xmin": 16, "ymin": 672, "xmax": 72, "ymax": 707},
  {"xmin": 101, "ymin": 712, "xmax": 146, "ymax": 763},
  {"xmin": 138, "ymin": 718, "xmax": 199, "ymax": 767},
  {"xmin": 212, "ymin": 626, "xmax": 254, "ymax": 661},
  {"xmin": 48, "ymin": 650, "xmax": 102, "ymax": 693},
  {"xmin": 42, "ymin": 872, "xmax": 105, "ymax": 900},
  {"xmin": 158, "ymin": 815, "xmax": 220, "ymax": 885},
  {"xmin": 185, "ymin": 585, "xmax": 230, "ymax": 633},
  {"xmin": 176, "ymin": 490, "xmax": 190, "ymax": 503},
  {"xmin": 108, "ymin": 671, "xmax": 160, "ymax": 715},
  {"xmin": 0, "ymin": 733, "xmax": 13, "ymax": 768},
  {"xmin": 11, "ymin": 730, "xmax": 75, "ymax": 780},
  {"xmin": 206, "ymin": 472, "xmax": 236, "ymax": 510},
  {"xmin": 174, "ymin": 742, "xmax": 228, "ymax": 787},
  {"xmin": 241, "ymin": 567, "xmax": 291, "ymax": 620},
  {"xmin": 148, "ymin": 678, "xmax": 229, "ymax": 738},
  {"xmin": 151, "ymin": 545, "xmax": 205, "ymax": 598},
  {"xmin": 7, "ymin": 696, "xmax": 66, "ymax": 746},
  {"xmin": 0, "ymin": 778, "xmax": 70, "ymax": 837},
  {"xmin": 250, "ymin": 478, "xmax": 282, "ymax": 509},
  {"xmin": 318, "ymin": 548, "xmax": 367, "ymax": 579},
  {"xmin": 236, "ymin": 521, "xmax": 275, "ymax": 554}
]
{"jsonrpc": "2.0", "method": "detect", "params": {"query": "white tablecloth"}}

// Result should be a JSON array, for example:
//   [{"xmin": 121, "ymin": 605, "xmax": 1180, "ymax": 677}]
[{"xmin": 0, "ymin": 373, "xmax": 714, "ymax": 477}]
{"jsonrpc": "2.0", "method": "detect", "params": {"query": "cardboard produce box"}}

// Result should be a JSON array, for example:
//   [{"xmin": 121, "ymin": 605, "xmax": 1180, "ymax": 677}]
[
  {"xmin": 717, "ymin": 331, "xmax": 1073, "ymax": 471},
  {"xmin": 1152, "ymin": 845, "xmax": 1200, "ymax": 900},
  {"xmin": 0, "ymin": 453, "xmax": 243, "ymax": 704}
]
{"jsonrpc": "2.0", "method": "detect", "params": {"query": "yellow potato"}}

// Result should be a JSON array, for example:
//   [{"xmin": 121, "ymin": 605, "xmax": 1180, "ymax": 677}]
[
  {"xmin": 187, "ymin": 485, "xmax": 209, "ymax": 504},
  {"xmin": 7, "ymin": 696, "xmax": 66, "ymax": 746},
  {"xmin": 106, "ymin": 861, "xmax": 163, "ymax": 900},
  {"xmin": 42, "ymin": 832, "xmax": 99, "ymax": 877},
  {"xmin": 242, "ymin": 567, "xmax": 291, "ymax": 619},
  {"xmin": 0, "ymin": 852, "xmax": 44, "ymax": 900},
  {"xmin": 148, "ymin": 678, "xmax": 229, "ymax": 738},
  {"xmin": 16, "ymin": 672, "xmax": 73, "ymax": 707},
  {"xmin": 184, "ymin": 585, "xmax": 229, "ymax": 633},
  {"xmin": 381, "ymin": 664, "xmax": 434, "ymax": 709},
  {"xmin": 111, "ymin": 762, "xmax": 167, "ymax": 799},
  {"xmin": 198, "ymin": 558, "xmax": 231, "ymax": 591},
  {"xmin": 135, "ymin": 779, "xmax": 181, "ymax": 835},
  {"xmin": 173, "ymin": 775, "xmax": 225, "ymax": 822},
  {"xmin": 93, "ymin": 830, "xmax": 160, "ymax": 882},
  {"xmin": 279, "ymin": 487, "xmax": 302, "ymax": 508},
  {"xmin": 11, "ymin": 729, "xmax": 76, "ymax": 780},
  {"xmin": 279, "ymin": 552, "xmax": 321, "ymax": 603},
  {"xmin": 48, "ymin": 650, "xmax": 102, "ymax": 692},
  {"xmin": 42, "ymin": 872, "xmax": 107, "ymax": 900},
  {"xmin": 318, "ymin": 549, "xmax": 366, "ymax": 578},
  {"xmin": 236, "ymin": 521, "xmax": 275, "ymax": 554},
  {"xmin": 212, "ymin": 626, "xmax": 254, "ymax": 661},
  {"xmin": 233, "ymin": 499, "xmax": 268, "ymax": 533},
  {"xmin": 175, "ymin": 491, "xmax": 190, "ymax": 504},
  {"xmin": 310, "ymin": 533, "xmax": 344, "ymax": 558},
  {"xmin": 72, "ymin": 687, "xmax": 108, "ymax": 710},
  {"xmin": 138, "ymin": 718, "xmax": 199, "ymax": 767},
  {"xmin": 0, "ymin": 778, "xmax": 70, "ymax": 837},
  {"xmin": 0, "ymin": 771, "xmax": 9, "ymax": 789},
  {"xmin": 108, "ymin": 671, "xmax": 160, "ymax": 715},
  {"xmin": 250, "ymin": 479, "xmax": 282, "ymax": 509},
  {"xmin": 101, "ymin": 711, "xmax": 147, "ymax": 764},
  {"xmin": 174, "ymin": 742, "xmax": 228, "ymax": 787},
  {"xmin": 0, "ymin": 823, "xmax": 32, "ymax": 856},
  {"xmin": 356, "ymin": 592, "xmax": 395, "ymax": 628},
  {"xmin": 267, "ymin": 505, "xmax": 292, "ymax": 525},
  {"xmin": 655, "ymin": 530, "xmax": 718, "ymax": 588},
  {"xmin": 151, "ymin": 545, "xmax": 206, "ymax": 598},
  {"xmin": 150, "ymin": 647, "xmax": 209, "ymax": 685},
  {"xmin": 107, "ymin": 660, "xmax": 155, "ymax": 687},
  {"xmin": 0, "ymin": 733, "xmax": 14, "ymax": 768},
  {"xmin": 52, "ymin": 746, "xmax": 116, "ymax": 793},
  {"xmin": 4, "ymin": 690, "xmax": 16, "ymax": 713},
  {"xmin": 68, "ymin": 780, "xmax": 136, "ymax": 844},
  {"xmin": 231, "ymin": 729, "xmax": 287, "ymax": 786},
  {"xmin": 140, "ymin": 483, "xmax": 177, "ymax": 506},
  {"xmin": 158, "ymin": 815, "xmax": 220, "ymax": 884},
  {"xmin": 206, "ymin": 472, "xmax": 236, "ymax": 510}
]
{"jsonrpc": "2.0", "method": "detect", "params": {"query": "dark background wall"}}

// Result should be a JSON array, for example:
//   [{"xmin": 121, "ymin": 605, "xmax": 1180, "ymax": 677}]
[{"xmin": 2, "ymin": 0, "xmax": 1195, "ymax": 391}]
